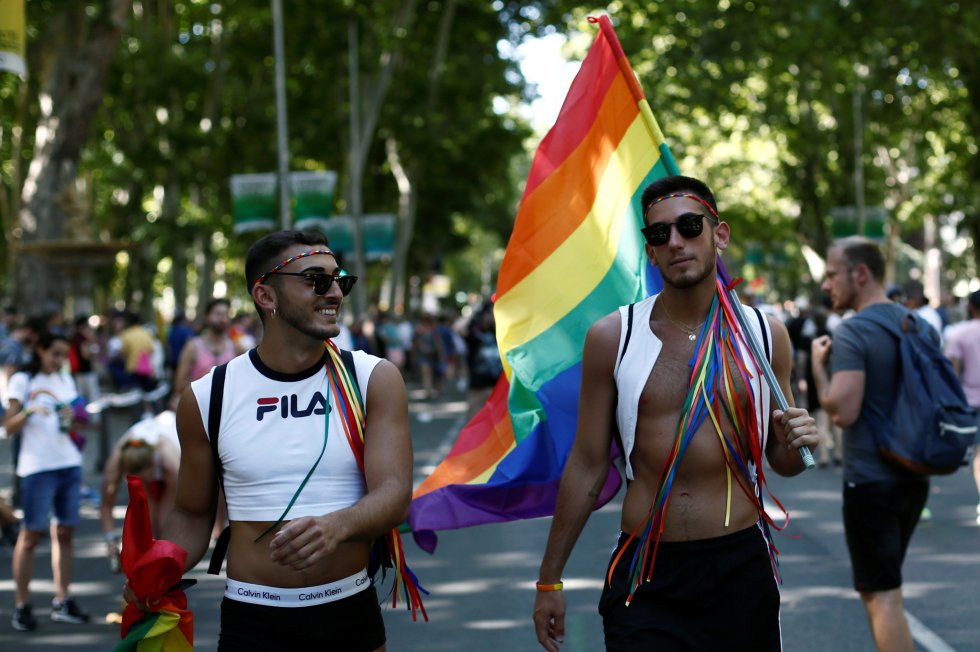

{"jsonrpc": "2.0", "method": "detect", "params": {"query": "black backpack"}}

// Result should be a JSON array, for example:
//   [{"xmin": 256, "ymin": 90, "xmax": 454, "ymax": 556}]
[{"xmin": 855, "ymin": 309, "xmax": 977, "ymax": 475}]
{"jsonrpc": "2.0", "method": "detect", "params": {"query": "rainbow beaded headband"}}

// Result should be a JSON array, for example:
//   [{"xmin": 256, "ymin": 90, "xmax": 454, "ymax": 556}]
[
  {"xmin": 251, "ymin": 249, "xmax": 336, "ymax": 293},
  {"xmin": 645, "ymin": 192, "xmax": 719, "ymax": 219}
]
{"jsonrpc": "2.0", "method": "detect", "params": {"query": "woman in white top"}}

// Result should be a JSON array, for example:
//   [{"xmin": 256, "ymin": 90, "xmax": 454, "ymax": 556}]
[{"xmin": 4, "ymin": 331, "xmax": 90, "ymax": 631}]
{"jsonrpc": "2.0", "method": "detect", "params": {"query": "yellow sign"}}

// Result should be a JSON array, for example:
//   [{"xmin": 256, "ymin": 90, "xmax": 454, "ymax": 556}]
[{"xmin": 0, "ymin": 0, "xmax": 25, "ymax": 77}]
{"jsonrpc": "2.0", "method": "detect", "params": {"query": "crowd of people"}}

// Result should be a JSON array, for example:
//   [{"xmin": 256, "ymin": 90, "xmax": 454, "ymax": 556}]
[
  {"xmin": 0, "ymin": 203, "xmax": 976, "ymax": 650},
  {"xmin": 0, "ymin": 274, "xmax": 502, "ymax": 635}
]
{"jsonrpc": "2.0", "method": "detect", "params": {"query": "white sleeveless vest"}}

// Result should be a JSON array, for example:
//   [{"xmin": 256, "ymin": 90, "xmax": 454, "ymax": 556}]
[
  {"xmin": 613, "ymin": 294, "xmax": 773, "ymax": 481},
  {"xmin": 191, "ymin": 348, "xmax": 382, "ymax": 521}
]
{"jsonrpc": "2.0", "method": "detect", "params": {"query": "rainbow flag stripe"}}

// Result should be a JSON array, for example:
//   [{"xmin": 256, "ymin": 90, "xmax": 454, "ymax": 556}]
[{"xmin": 409, "ymin": 16, "xmax": 677, "ymax": 551}]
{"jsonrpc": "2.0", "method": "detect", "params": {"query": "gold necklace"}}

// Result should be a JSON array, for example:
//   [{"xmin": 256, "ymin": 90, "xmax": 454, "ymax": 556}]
[{"xmin": 659, "ymin": 298, "xmax": 705, "ymax": 341}]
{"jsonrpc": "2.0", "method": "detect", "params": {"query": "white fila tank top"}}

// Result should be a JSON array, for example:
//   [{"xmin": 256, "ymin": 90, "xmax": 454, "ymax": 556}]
[{"xmin": 190, "ymin": 348, "xmax": 382, "ymax": 521}]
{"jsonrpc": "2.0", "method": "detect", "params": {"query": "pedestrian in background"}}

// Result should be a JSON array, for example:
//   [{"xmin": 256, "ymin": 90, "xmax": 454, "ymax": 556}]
[
  {"xmin": 4, "ymin": 331, "xmax": 91, "ymax": 632},
  {"xmin": 69, "ymin": 315, "xmax": 100, "ymax": 409},
  {"xmin": 812, "ymin": 236, "xmax": 929, "ymax": 652},
  {"xmin": 944, "ymin": 288, "xmax": 980, "ymax": 525}
]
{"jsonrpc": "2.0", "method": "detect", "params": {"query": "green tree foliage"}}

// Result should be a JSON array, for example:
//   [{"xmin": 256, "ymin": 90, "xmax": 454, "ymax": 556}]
[
  {"xmin": 539, "ymin": 1, "xmax": 979, "ymax": 296},
  {"xmin": 2, "ymin": 0, "xmax": 533, "ymax": 316}
]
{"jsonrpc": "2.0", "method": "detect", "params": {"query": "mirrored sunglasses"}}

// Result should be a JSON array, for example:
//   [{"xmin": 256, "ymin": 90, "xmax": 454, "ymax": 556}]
[{"xmin": 640, "ymin": 212, "xmax": 717, "ymax": 247}]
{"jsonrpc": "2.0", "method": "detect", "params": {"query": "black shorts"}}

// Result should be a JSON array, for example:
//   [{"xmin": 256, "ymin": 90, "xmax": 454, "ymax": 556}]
[
  {"xmin": 599, "ymin": 526, "xmax": 781, "ymax": 652},
  {"xmin": 842, "ymin": 479, "xmax": 929, "ymax": 593},
  {"xmin": 218, "ymin": 585, "xmax": 385, "ymax": 651}
]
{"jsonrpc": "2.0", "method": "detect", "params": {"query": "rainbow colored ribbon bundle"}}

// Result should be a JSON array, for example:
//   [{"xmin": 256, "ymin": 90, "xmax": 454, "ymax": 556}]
[
  {"xmin": 324, "ymin": 341, "xmax": 428, "ymax": 621},
  {"xmin": 609, "ymin": 278, "xmax": 789, "ymax": 605},
  {"xmin": 115, "ymin": 475, "xmax": 193, "ymax": 652}
]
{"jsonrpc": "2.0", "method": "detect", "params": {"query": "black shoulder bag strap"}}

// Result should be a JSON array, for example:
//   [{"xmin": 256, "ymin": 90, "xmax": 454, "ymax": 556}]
[
  {"xmin": 339, "ymin": 348, "xmax": 394, "ymax": 574},
  {"xmin": 207, "ymin": 363, "xmax": 230, "ymax": 575},
  {"xmin": 751, "ymin": 306, "xmax": 772, "ymax": 360},
  {"xmin": 339, "ymin": 349, "xmax": 360, "ymax": 397}
]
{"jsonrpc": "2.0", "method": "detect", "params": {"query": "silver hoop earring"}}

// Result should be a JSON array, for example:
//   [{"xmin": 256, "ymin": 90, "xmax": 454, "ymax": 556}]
[{"xmin": 271, "ymin": 307, "xmax": 277, "ymax": 318}]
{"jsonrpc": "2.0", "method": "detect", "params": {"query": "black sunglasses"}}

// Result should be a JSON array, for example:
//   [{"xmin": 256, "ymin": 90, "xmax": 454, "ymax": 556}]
[
  {"xmin": 641, "ymin": 212, "xmax": 718, "ymax": 247},
  {"xmin": 263, "ymin": 272, "xmax": 358, "ymax": 296}
]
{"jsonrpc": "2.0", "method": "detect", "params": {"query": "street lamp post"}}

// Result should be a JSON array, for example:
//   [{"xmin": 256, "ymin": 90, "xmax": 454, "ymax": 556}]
[{"xmin": 272, "ymin": 0, "xmax": 290, "ymax": 229}]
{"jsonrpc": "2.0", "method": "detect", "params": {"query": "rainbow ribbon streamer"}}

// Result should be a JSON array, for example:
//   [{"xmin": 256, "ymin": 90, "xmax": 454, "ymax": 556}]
[
  {"xmin": 608, "ymin": 279, "xmax": 789, "ymax": 605},
  {"xmin": 323, "ymin": 341, "xmax": 428, "ymax": 622}
]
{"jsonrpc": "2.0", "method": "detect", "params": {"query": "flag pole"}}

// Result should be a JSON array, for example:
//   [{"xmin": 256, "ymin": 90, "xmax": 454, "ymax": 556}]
[
  {"xmin": 592, "ymin": 15, "xmax": 815, "ymax": 470},
  {"xmin": 718, "ymin": 264, "xmax": 816, "ymax": 469}
]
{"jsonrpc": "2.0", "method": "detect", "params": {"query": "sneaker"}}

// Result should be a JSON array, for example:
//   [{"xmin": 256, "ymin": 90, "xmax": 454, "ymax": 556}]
[
  {"xmin": 12, "ymin": 604, "xmax": 37, "ymax": 631},
  {"xmin": 920, "ymin": 506, "xmax": 933, "ymax": 522},
  {"xmin": 50, "ymin": 597, "xmax": 90, "ymax": 624}
]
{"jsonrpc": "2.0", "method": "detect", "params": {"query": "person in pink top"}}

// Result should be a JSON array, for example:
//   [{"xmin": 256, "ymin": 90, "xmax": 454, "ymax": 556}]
[
  {"xmin": 944, "ymin": 289, "xmax": 980, "ymax": 524},
  {"xmin": 169, "ymin": 298, "xmax": 242, "ymax": 539},
  {"xmin": 169, "ymin": 299, "xmax": 241, "ymax": 409}
]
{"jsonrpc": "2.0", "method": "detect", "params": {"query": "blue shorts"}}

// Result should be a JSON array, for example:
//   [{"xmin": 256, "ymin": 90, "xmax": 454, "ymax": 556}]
[{"xmin": 21, "ymin": 466, "xmax": 83, "ymax": 532}]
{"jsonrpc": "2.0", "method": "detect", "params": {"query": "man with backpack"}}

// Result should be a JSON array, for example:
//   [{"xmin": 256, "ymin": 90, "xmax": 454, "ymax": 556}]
[
  {"xmin": 811, "ymin": 237, "xmax": 932, "ymax": 652},
  {"xmin": 141, "ymin": 230, "xmax": 416, "ymax": 650}
]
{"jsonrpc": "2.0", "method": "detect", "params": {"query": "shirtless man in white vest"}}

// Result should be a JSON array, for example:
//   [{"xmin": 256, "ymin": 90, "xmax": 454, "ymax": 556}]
[
  {"xmin": 533, "ymin": 176, "xmax": 818, "ymax": 651},
  {"xmin": 157, "ymin": 230, "xmax": 412, "ymax": 651}
]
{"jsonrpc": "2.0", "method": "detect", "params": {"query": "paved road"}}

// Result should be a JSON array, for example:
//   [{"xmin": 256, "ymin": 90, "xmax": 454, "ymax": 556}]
[{"xmin": 1, "ymin": 385, "xmax": 977, "ymax": 650}]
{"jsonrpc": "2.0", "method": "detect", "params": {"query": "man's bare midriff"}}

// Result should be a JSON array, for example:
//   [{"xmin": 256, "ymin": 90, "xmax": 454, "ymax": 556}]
[
  {"xmin": 621, "ymin": 337, "xmax": 761, "ymax": 540},
  {"xmin": 225, "ymin": 521, "xmax": 370, "ymax": 587}
]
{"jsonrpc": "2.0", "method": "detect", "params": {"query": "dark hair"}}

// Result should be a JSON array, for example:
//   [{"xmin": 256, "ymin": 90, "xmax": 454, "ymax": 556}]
[
  {"xmin": 833, "ymin": 236, "xmax": 885, "ymax": 282},
  {"xmin": 969, "ymin": 289, "xmax": 980, "ymax": 310},
  {"xmin": 903, "ymin": 280, "xmax": 926, "ymax": 303},
  {"xmin": 245, "ymin": 230, "xmax": 330, "ymax": 291},
  {"xmin": 204, "ymin": 298, "xmax": 231, "ymax": 317},
  {"xmin": 25, "ymin": 331, "xmax": 70, "ymax": 376},
  {"xmin": 640, "ymin": 175, "xmax": 718, "ymax": 224}
]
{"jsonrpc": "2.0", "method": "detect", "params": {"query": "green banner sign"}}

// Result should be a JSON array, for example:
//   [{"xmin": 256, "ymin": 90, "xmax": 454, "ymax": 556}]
[
  {"xmin": 291, "ymin": 171, "xmax": 338, "ymax": 232},
  {"xmin": 362, "ymin": 213, "xmax": 396, "ymax": 261},
  {"xmin": 319, "ymin": 215, "xmax": 355, "ymax": 255},
  {"xmin": 830, "ymin": 206, "xmax": 887, "ymax": 240},
  {"xmin": 230, "ymin": 173, "xmax": 277, "ymax": 233}
]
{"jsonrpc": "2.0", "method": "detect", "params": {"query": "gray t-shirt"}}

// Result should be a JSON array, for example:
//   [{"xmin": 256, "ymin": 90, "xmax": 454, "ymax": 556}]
[{"xmin": 831, "ymin": 303, "xmax": 931, "ymax": 484}]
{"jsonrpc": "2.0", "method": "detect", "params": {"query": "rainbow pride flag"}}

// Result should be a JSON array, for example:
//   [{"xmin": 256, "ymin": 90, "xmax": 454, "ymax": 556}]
[{"xmin": 408, "ymin": 16, "xmax": 678, "ymax": 552}]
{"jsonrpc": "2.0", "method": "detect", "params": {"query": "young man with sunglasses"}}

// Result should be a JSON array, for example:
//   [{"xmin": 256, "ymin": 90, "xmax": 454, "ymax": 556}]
[
  {"xmin": 534, "ymin": 176, "xmax": 817, "ymax": 651},
  {"xmin": 154, "ymin": 230, "xmax": 412, "ymax": 651}
]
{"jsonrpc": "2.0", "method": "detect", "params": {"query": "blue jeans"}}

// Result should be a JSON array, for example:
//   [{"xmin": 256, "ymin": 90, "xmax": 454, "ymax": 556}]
[{"xmin": 21, "ymin": 466, "xmax": 83, "ymax": 532}]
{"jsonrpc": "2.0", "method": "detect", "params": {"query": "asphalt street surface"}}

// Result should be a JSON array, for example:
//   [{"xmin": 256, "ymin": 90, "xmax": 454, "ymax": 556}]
[{"xmin": 1, "ymin": 383, "xmax": 977, "ymax": 651}]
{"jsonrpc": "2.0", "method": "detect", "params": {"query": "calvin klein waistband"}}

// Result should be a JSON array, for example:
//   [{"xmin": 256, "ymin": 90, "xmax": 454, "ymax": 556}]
[{"xmin": 225, "ymin": 569, "xmax": 370, "ymax": 608}]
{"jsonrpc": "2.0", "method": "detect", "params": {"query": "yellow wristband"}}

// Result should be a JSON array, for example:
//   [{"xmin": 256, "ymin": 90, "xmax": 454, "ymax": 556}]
[{"xmin": 535, "ymin": 581, "xmax": 563, "ymax": 592}]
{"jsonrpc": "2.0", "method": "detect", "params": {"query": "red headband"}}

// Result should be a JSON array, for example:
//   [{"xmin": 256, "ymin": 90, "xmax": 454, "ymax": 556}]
[{"xmin": 645, "ymin": 192, "xmax": 719, "ymax": 219}]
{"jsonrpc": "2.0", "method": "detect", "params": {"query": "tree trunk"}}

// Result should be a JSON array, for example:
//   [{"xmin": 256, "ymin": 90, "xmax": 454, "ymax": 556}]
[
  {"xmin": 387, "ymin": 0, "xmax": 456, "ymax": 313},
  {"xmin": 346, "ymin": 0, "xmax": 417, "ymax": 318},
  {"xmin": 13, "ymin": 1, "xmax": 131, "ymax": 315},
  {"xmin": 385, "ymin": 137, "xmax": 415, "ymax": 312}
]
